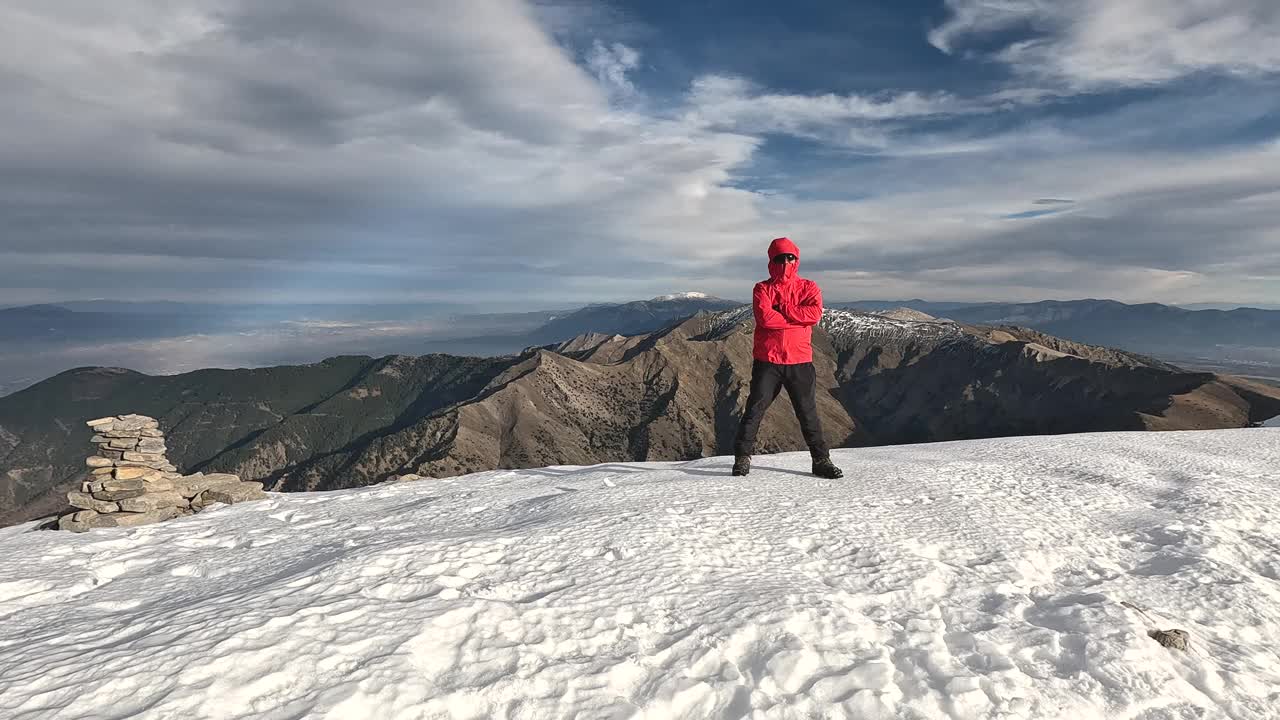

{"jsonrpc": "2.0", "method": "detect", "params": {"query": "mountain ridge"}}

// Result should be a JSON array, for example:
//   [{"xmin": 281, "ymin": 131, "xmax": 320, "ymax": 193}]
[
  {"xmin": 7, "ymin": 296, "xmax": 1279, "ymax": 399},
  {"xmin": 837, "ymin": 298, "xmax": 1280, "ymax": 348},
  {"xmin": 4, "ymin": 306, "xmax": 1278, "ymax": 526}
]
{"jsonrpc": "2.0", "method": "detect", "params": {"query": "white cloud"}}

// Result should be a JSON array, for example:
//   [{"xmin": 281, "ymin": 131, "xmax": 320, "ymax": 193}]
[
  {"xmin": 763, "ymin": 140, "xmax": 1280, "ymax": 303},
  {"xmin": 586, "ymin": 40, "xmax": 641, "ymax": 98},
  {"xmin": 0, "ymin": 0, "xmax": 1278, "ymax": 310},
  {"xmin": 0, "ymin": 0, "xmax": 766, "ymax": 267},
  {"xmin": 683, "ymin": 75, "xmax": 968, "ymax": 151},
  {"xmin": 930, "ymin": 0, "xmax": 1280, "ymax": 89}
]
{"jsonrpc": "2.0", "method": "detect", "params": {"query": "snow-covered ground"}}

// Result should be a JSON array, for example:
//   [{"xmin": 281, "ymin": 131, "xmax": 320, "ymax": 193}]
[{"xmin": 2, "ymin": 430, "xmax": 1279, "ymax": 720}]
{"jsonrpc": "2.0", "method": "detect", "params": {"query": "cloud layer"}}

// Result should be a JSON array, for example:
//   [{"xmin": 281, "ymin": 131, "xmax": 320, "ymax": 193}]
[
  {"xmin": 1, "ymin": 0, "xmax": 1279, "ymax": 308},
  {"xmin": 930, "ymin": 0, "xmax": 1280, "ymax": 89}
]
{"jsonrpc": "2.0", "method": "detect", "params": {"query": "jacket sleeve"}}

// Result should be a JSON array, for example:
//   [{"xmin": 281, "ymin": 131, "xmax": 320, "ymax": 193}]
[
  {"xmin": 753, "ymin": 283, "xmax": 800, "ymax": 330},
  {"xmin": 783, "ymin": 281, "xmax": 824, "ymax": 326}
]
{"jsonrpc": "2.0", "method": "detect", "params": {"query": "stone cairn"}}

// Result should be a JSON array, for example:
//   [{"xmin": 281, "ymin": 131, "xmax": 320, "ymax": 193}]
[{"xmin": 56, "ymin": 414, "xmax": 267, "ymax": 532}]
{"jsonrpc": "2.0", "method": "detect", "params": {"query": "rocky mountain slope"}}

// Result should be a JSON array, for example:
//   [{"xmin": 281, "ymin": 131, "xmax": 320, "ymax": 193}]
[{"xmin": 3, "ymin": 308, "xmax": 1278, "ymax": 526}]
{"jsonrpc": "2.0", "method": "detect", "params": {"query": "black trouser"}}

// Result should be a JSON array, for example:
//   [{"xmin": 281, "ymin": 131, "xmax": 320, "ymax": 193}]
[{"xmin": 733, "ymin": 360, "xmax": 829, "ymax": 458}]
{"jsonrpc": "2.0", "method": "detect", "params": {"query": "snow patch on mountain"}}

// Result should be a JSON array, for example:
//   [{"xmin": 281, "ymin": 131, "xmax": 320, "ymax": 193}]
[
  {"xmin": 820, "ymin": 308, "xmax": 962, "ymax": 347},
  {"xmin": 702, "ymin": 306, "xmax": 961, "ymax": 347},
  {"xmin": 2, "ymin": 430, "xmax": 1279, "ymax": 719},
  {"xmin": 701, "ymin": 305, "xmax": 753, "ymax": 337},
  {"xmin": 652, "ymin": 291, "xmax": 711, "ymax": 302}
]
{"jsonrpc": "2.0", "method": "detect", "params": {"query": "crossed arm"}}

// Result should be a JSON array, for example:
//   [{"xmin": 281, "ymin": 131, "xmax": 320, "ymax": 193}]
[
  {"xmin": 785, "ymin": 282, "xmax": 823, "ymax": 326},
  {"xmin": 753, "ymin": 282, "xmax": 823, "ymax": 329}
]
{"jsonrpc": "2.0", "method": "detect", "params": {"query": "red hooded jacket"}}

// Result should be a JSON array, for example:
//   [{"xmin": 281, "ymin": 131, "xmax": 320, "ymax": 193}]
[{"xmin": 752, "ymin": 237, "xmax": 824, "ymax": 364}]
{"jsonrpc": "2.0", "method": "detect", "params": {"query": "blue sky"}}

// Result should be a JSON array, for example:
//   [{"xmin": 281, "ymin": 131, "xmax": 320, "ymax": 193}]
[{"xmin": 2, "ymin": 0, "xmax": 1279, "ymax": 309}]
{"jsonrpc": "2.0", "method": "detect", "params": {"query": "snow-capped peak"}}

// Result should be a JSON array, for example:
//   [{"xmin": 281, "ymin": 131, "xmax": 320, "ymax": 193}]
[{"xmin": 651, "ymin": 291, "xmax": 710, "ymax": 302}]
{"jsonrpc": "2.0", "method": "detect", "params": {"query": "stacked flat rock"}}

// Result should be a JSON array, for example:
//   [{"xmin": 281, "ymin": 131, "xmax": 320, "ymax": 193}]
[{"xmin": 56, "ymin": 414, "xmax": 268, "ymax": 532}]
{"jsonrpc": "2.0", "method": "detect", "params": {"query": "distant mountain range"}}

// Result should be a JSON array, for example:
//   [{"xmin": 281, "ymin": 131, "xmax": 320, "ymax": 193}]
[
  {"xmin": 0, "ymin": 301, "xmax": 501, "ymax": 343},
  {"xmin": 5, "ymin": 295, "xmax": 1280, "ymax": 399},
  {"xmin": 4, "ymin": 305, "xmax": 1277, "ymax": 527},
  {"xmin": 0, "ymin": 304, "xmax": 222, "ymax": 343},
  {"xmin": 9, "ymin": 296, "xmax": 1278, "ymax": 348},
  {"xmin": 1178, "ymin": 302, "xmax": 1280, "ymax": 311},
  {"xmin": 836, "ymin": 299, "xmax": 1280, "ymax": 348},
  {"xmin": 523, "ymin": 293, "xmax": 741, "ymax": 343}
]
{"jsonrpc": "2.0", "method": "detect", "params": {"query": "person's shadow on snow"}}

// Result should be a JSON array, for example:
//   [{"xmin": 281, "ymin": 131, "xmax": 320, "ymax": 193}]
[
  {"xmin": 521, "ymin": 464, "xmax": 648, "ymax": 478},
  {"xmin": 680, "ymin": 465, "xmax": 813, "ymax": 479}
]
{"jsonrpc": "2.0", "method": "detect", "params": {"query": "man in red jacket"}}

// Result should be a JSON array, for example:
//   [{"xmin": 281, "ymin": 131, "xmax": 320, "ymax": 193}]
[{"xmin": 732, "ymin": 237, "xmax": 844, "ymax": 479}]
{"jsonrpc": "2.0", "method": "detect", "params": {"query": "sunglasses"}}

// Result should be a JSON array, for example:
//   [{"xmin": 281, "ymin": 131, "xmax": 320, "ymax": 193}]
[{"xmin": 772, "ymin": 254, "xmax": 797, "ymax": 263}]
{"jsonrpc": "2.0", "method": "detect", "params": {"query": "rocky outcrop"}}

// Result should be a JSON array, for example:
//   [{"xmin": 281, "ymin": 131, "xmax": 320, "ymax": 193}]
[
  {"xmin": 1148, "ymin": 628, "xmax": 1191, "ymax": 652},
  {"xmin": 873, "ymin": 307, "xmax": 939, "ymax": 323},
  {"xmin": 54, "ymin": 415, "xmax": 266, "ymax": 532}
]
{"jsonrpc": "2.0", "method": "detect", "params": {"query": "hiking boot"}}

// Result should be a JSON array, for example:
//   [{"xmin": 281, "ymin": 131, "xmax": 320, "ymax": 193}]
[
  {"xmin": 812, "ymin": 456, "xmax": 843, "ymax": 479},
  {"xmin": 732, "ymin": 455, "xmax": 751, "ymax": 476}
]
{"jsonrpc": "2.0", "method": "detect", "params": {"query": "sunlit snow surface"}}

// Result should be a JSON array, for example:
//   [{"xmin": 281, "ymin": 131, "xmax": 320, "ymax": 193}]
[{"xmin": 2, "ymin": 430, "xmax": 1279, "ymax": 719}]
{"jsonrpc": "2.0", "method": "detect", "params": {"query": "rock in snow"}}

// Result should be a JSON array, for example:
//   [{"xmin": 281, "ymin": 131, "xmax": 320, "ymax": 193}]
[{"xmin": 1, "ymin": 429, "xmax": 1279, "ymax": 719}]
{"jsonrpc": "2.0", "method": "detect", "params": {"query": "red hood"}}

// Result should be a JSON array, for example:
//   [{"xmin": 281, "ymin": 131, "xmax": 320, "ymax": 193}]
[{"xmin": 767, "ymin": 237, "xmax": 800, "ymax": 283}]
